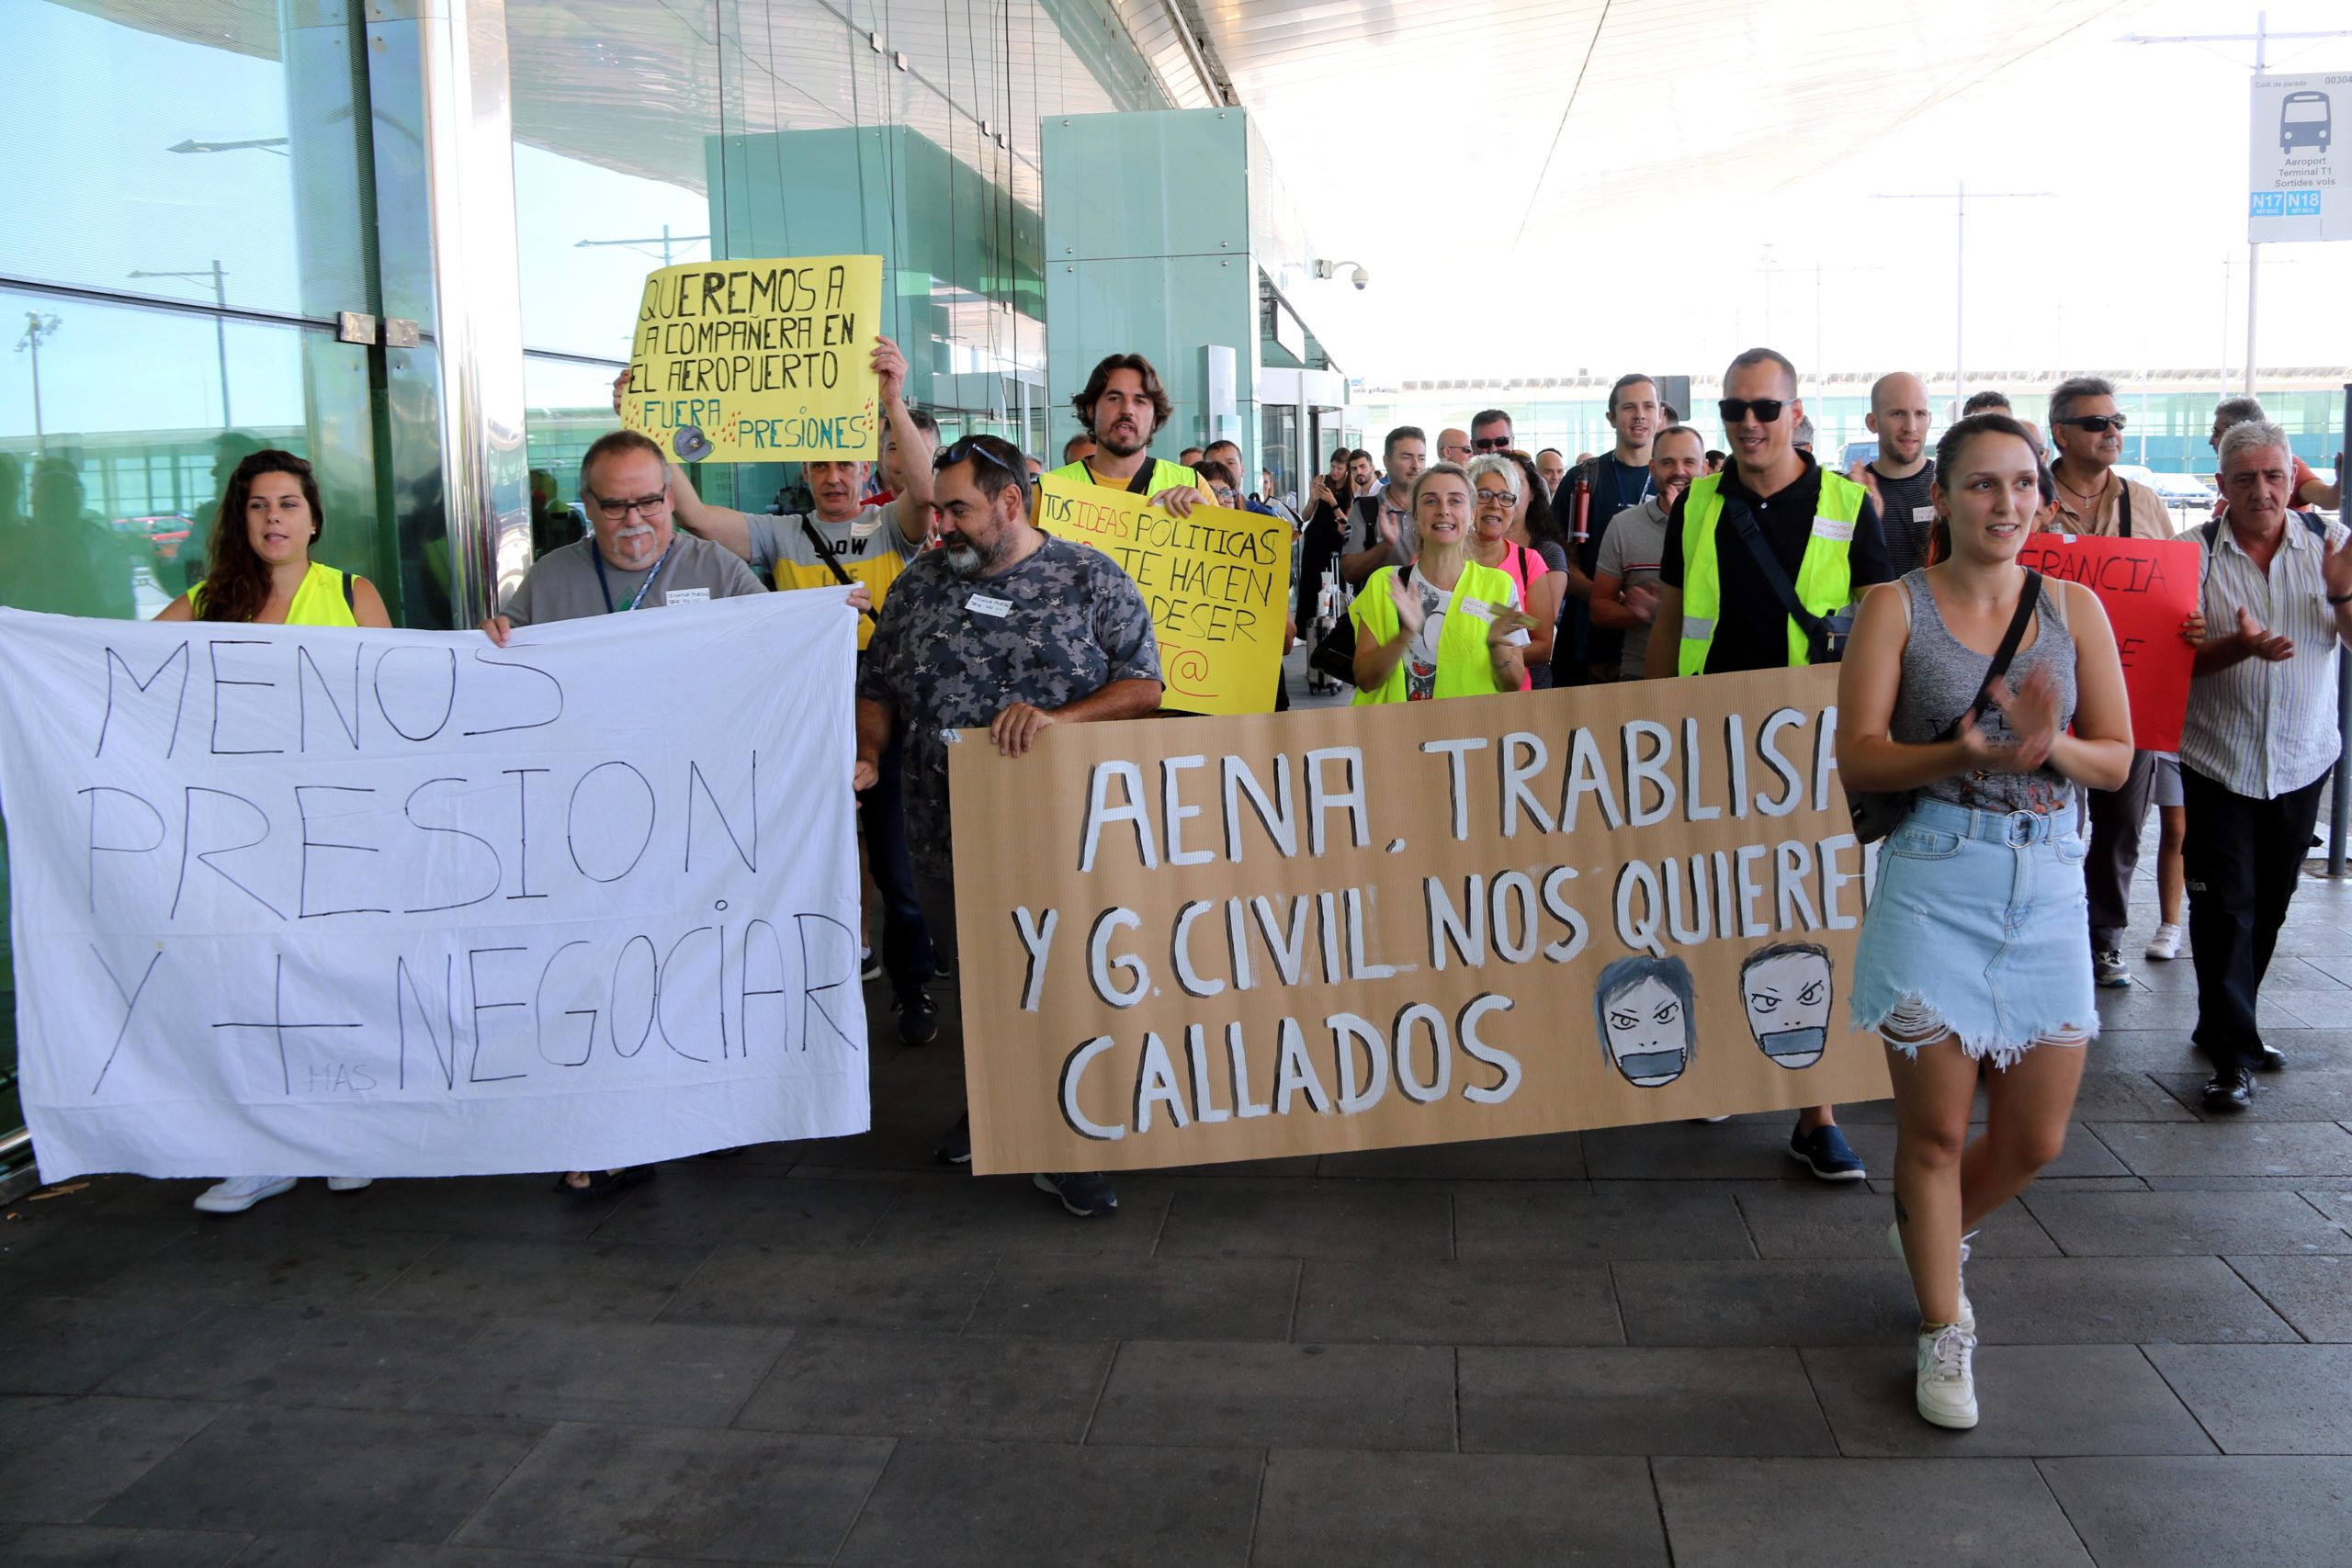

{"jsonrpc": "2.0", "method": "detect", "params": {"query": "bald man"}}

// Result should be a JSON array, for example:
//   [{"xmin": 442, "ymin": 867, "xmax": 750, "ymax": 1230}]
[
  {"xmin": 1853, "ymin": 371, "xmax": 1937, "ymax": 574},
  {"xmin": 1437, "ymin": 427, "xmax": 1473, "ymax": 468}
]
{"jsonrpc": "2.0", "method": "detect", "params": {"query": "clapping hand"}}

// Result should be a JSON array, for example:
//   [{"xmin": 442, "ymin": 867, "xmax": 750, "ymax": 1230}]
[
  {"xmin": 2235, "ymin": 605, "xmax": 2295, "ymax": 662},
  {"xmin": 1956, "ymin": 668, "xmax": 2060, "ymax": 773},
  {"xmin": 1623, "ymin": 583, "xmax": 1660, "ymax": 624},
  {"xmin": 1483, "ymin": 606, "xmax": 1537, "ymax": 648},
  {"xmin": 1389, "ymin": 570, "xmax": 1425, "ymax": 637}
]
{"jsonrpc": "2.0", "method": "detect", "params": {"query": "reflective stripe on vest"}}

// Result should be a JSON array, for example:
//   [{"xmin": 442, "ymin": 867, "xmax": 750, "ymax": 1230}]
[
  {"xmin": 1675, "ymin": 469, "xmax": 1867, "ymax": 676},
  {"xmin": 1348, "ymin": 558, "xmax": 1518, "ymax": 705}
]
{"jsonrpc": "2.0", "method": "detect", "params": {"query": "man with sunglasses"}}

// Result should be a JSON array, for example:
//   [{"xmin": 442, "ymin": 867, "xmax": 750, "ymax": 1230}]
[
  {"xmin": 1470, "ymin": 409, "xmax": 1515, "ymax": 455},
  {"xmin": 649, "ymin": 334, "xmax": 944, "ymax": 1044},
  {"xmin": 856, "ymin": 433, "xmax": 1162, "ymax": 1217},
  {"xmin": 1438, "ymin": 428, "xmax": 1474, "ymax": 468},
  {"xmin": 1645, "ymin": 346, "xmax": 1894, "ymax": 1183},
  {"xmin": 2046, "ymin": 376, "xmax": 2182, "ymax": 992}
]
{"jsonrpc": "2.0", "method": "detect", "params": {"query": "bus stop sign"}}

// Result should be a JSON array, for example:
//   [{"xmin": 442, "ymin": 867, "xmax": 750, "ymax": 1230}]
[{"xmin": 2251, "ymin": 72, "xmax": 2349, "ymax": 243}]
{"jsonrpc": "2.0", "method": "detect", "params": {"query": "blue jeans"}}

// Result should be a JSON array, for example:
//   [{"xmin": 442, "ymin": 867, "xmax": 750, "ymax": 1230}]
[{"xmin": 861, "ymin": 733, "xmax": 934, "ymax": 999}]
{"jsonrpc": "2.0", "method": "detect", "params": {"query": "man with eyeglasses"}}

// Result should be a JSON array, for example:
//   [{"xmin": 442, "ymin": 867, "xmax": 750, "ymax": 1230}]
[
  {"xmin": 1645, "ymin": 345, "xmax": 1893, "ymax": 1183},
  {"xmin": 1566, "ymin": 374, "xmax": 1668, "ymax": 685},
  {"xmin": 1339, "ymin": 425, "xmax": 1429, "ymax": 587},
  {"xmin": 1470, "ymin": 409, "xmax": 1515, "ymax": 455},
  {"xmin": 1438, "ymin": 428, "xmax": 1474, "ymax": 468},
  {"xmin": 650, "ymin": 335, "xmax": 946, "ymax": 1043},
  {"xmin": 2046, "ymin": 375, "xmax": 2180, "ymax": 992},
  {"xmin": 856, "ymin": 433, "xmax": 1162, "ymax": 1216}
]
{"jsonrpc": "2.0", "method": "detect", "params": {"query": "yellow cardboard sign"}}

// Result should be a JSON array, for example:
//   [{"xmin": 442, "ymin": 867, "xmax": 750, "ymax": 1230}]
[
  {"xmin": 1036, "ymin": 471, "xmax": 1293, "ymax": 717},
  {"xmin": 622, "ymin": 256, "xmax": 884, "ymax": 464}
]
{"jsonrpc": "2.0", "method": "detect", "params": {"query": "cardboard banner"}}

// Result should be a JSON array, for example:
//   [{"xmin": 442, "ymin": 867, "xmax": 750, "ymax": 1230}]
[
  {"xmin": 0, "ymin": 594, "xmax": 871, "ymax": 1182},
  {"xmin": 2015, "ymin": 532, "xmax": 2199, "ymax": 752},
  {"xmin": 1036, "ymin": 470, "xmax": 1293, "ymax": 717},
  {"xmin": 622, "ymin": 255, "xmax": 885, "ymax": 464},
  {"xmin": 949, "ymin": 667, "xmax": 1891, "ymax": 1174}
]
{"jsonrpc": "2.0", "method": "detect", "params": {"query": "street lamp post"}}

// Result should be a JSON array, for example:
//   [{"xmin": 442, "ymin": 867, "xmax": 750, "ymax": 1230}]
[
  {"xmin": 1871, "ymin": 184, "xmax": 2054, "ymax": 412},
  {"xmin": 15, "ymin": 311, "xmax": 61, "ymax": 444},
  {"xmin": 128, "ymin": 261, "xmax": 232, "ymax": 426}
]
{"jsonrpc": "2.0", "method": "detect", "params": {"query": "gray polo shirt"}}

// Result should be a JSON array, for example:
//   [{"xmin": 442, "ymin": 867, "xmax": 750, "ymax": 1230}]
[{"xmin": 503, "ymin": 532, "xmax": 766, "ymax": 626}]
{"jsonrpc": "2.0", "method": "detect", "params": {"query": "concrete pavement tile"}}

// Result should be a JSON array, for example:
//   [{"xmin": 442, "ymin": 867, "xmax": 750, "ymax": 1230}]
[
  {"xmin": 0, "ymin": 1524, "xmax": 248, "ymax": 1565},
  {"xmin": 198, "ymin": 1537, "xmax": 616, "ymax": 1566},
  {"xmin": 734, "ymin": 1329, "xmax": 1112, "ymax": 1443},
  {"xmin": 367, "ymin": 1237, "xmax": 707, "ymax": 1320},
  {"xmin": 657, "ymin": 1246, "xmax": 993, "ymax": 1333},
  {"xmin": 2229, "ymin": 1253, "xmax": 2352, "ymax": 1339},
  {"xmin": 454, "ymin": 1423, "xmax": 889, "ymax": 1562},
  {"xmin": 2057, "ymin": 1070, "xmax": 2202, "ymax": 1122},
  {"xmin": 1962, "ymin": 1256, "xmax": 2301, "ymax": 1343},
  {"xmin": 0, "ymin": 1395, "xmax": 224, "ymax": 1525},
  {"xmin": 832, "ymin": 1438, "xmax": 1258, "ymax": 1568},
  {"xmin": 97, "ymin": 1304, "xmax": 476, "ymax": 1409},
  {"xmin": 2314, "ymin": 1190, "xmax": 2352, "ymax": 1222},
  {"xmin": 87, "ymin": 1226, "xmax": 448, "ymax": 1309},
  {"xmin": 2023, "ymin": 1188, "xmax": 2352, "ymax": 1255},
  {"xmin": 343, "ymin": 1175, "xmax": 633, "ymax": 1240},
  {"xmin": 0, "ymin": 1216, "xmax": 197, "ymax": 1301},
  {"xmin": 1155, "ymin": 1182, "xmax": 1452, "ymax": 1260},
  {"xmin": 1611, "ymin": 1260, "xmax": 1914, "ymax": 1345},
  {"xmin": 2091, "ymin": 1120, "xmax": 2352, "ymax": 1177},
  {"xmin": 582, "ymin": 1171, "xmax": 899, "ymax": 1250},
  {"xmin": 1251, "ymin": 1450, "xmax": 1668, "ymax": 1567},
  {"xmin": 857, "ymin": 1174, "xmax": 1171, "ymax": 1256},
  {"xmin": 2144, "ymin": 1344, "xmax": 2352, "ymax": 1453},
  {"xmin": 967, "ymin": 1255, "xmax": 1295, "ymax": 1341},
  {"xmin": 1580, "ymin": 1120, "xmax": 1820, "ymax": 1180},
  {"xmin": 0, "ymin": 1296, "xmax": 210, "ymax": 1394},
  {"xmin": 1801, "ymin": 1344, "xmax": 2213, "ymax": 1457},
  {"xmin": 92, "ymin": 1404, "xmax": 540, "ymax": 1542},
  {"xmin": 405, "ymin": 1317, "xmax": 790, "ymax": 1427},
  {"xmin": 1315, "ymin": 1132, "xmax": 1584, "ymax": 1180},
  {"xmin": 1453, "ymin": 1185, "xmax": 1753, "ymax": 1262},
  {"xmin": 1459, "ymin": 1346, "xmax": 1833, "ymax": 1455},
  {"xmin": 1089, "ymin": 1340, "xmax": 1455, "ymax": 1450},
  {"xmin": 1654, "ymin": 1456, "xmax": 2093, "ymax": 1568},
  {"xmin": 1294, "ymin": 1258, "xmax": 1620, "ymax": 1346},
  {"xmin": 1841, "ymin": 1122, "xmax": 2129, "ymax": 1180},
  {"xmin": 1736, "ymin": 1190, "xmax": 2057, "ymax": 1258},
  {"xmin": 2038, "ymin": 1456, "xmax": 2352, "ymax": 1568}
]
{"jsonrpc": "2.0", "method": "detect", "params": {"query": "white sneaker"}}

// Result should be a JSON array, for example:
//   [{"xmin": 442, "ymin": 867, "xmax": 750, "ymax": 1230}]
[
  {"xmin": 1888, "ymin": 1219, "xmax": 1975, "ymax": 1335},
  {"xmin": 1916, "ymin": 1323, "xmax": 1980, "ymax": 1428},
  {"xmin": 193, "ymin": 1176, "xmax": 297, "ymax": 1214},
  {"xmin": 324, "ymin": 1178, "xmax": 373, "ymax": 1192},
  {"xmin": 2145, "ymin": 923, "xmax": 2183, "ymax": 962}
]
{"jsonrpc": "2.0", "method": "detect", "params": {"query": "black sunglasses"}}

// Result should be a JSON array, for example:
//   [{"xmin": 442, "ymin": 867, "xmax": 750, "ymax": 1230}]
[
  {"xmin": 933, "ymin": 435, "xmax": 1024, "ymax": 480},
  {"xmin": 1471, "ymin": 434, "xmax": 1514, "ymax": 451},
  {"xmin": 1718, "ymin": 398, "xmax": 1788, "ymax": 424},
  {"xmin": 2054, "ymin": 414, "xmax": 2127, "ymax": 434}
]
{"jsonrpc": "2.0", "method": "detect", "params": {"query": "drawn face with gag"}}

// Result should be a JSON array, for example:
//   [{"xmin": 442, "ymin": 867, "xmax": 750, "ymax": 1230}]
[
  {"xmin": 1593, "ymin": 954, "xmax": 1697, "ymax": 1089},
  {"xmin": 1740, "ymin": 942, "xmax": 1834, "ymax": 1069}
]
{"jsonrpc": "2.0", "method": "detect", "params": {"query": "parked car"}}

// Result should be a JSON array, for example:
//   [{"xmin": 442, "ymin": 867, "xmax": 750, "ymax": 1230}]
[
  {"xmin": 2147, "ymin": 473, "xmax": 2218, "ymax": 511},
  {"xmin": 110, "ymin": 513, "xmax": 194, "ymax": 562}
]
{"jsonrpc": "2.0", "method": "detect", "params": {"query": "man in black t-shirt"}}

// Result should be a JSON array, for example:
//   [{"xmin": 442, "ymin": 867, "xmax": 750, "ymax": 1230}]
[
  {"xmin": 1854, "ymin": 371, "xmax": 1938, "ymax": 574},
  {"xmin": 1645, "ymin": 347, "xmax": 1894, "ymax": 1183},
  {"xmin": 1563, "ymin": 373, "xmax": 1665, "ymax": 683}
]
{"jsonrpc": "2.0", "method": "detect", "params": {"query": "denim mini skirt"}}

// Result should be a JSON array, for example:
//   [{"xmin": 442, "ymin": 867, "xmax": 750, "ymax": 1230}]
[{"xmin": 1849, "ymin": 795, "xmax": 2098, "ymax": 1068}]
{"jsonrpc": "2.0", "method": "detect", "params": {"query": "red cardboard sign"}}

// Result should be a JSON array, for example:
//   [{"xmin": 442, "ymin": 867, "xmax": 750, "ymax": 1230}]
[{"xmin": 2014, "ymin": 532, "xmax": 2200, "ymax": 751}]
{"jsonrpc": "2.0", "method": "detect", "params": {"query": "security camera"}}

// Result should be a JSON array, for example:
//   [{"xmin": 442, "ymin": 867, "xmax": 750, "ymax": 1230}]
[
  {"xmin": 1350, "ymin": 265, "xmax": 1370, "ymax": 291},
  {"xmin": 1315, "ymin": 259, "xmax": 1372, "ymax": 290}
]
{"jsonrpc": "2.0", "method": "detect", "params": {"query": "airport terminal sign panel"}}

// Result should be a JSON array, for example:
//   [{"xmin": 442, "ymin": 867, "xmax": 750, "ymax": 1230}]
[{"xmin": 2251, "ymin": 71, "xmax": 2349, "ymax": 243}]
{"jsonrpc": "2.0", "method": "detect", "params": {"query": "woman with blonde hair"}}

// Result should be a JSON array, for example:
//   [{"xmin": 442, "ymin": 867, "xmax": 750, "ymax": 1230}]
[{"xmin": 1349, "ymin": 463, "xmax": 1532, "ymax": 702}]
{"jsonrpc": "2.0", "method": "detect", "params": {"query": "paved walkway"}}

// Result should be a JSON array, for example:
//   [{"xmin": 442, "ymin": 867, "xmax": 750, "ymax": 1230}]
[{"xmin": 4, "ymin": 812, "xmax": 2351, "ymax": 1566}]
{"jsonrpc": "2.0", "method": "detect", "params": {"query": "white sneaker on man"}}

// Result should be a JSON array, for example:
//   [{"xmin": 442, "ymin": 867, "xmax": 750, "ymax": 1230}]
[
  {"xmin": 325, "ymin": 1178, "xmax": 373, "ymax": 1192},
  {"xmin": 193, "ymin": 1176, "xmax": 297, "ymax": 1214},
  {"xmin": 2145, "ymin": 923, "xmax": 2184, "ymax": 962},
  {"xmin": 1916, "ymin": 1323, "xmax": 1980, "ymax": 1428}
]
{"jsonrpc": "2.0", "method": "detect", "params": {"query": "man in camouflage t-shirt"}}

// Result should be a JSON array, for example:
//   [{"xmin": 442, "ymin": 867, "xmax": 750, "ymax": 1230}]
[{"xmin": 856, "ymin": 434, "xmax": 1161, "ymax": 1218}]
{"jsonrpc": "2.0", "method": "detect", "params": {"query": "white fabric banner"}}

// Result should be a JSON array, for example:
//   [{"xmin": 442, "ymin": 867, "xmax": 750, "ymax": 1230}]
[{"xmin": 0, "ymin": 592, "xmax": 870, "ymax": 1181}]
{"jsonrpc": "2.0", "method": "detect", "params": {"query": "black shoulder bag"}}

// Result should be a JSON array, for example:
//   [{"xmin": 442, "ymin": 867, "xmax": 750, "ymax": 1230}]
[
  {"xmin": 1309, "ymin": 562, "xmax": 1411, "ymax": 687},
  {"xmin": 1849, "ymin": 571, "xmax": 2043, "ymax": 843},
  {"xmin": 798, "ymin": 517, "xmax": 882, "ymax": 625}
]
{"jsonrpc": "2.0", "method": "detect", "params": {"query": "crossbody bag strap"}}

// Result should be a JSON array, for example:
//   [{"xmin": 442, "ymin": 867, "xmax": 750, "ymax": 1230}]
[
  {"xmin": 798, "ymin": 517, "xmax": 881, "ymax": 623},
  {"xmin": 1943, "ymin": 570, "xmax": 2042, "ymax": 739},
  {"xmin": 1722, "ymin": 492, "xmax": 1826, "ymax": 645}
]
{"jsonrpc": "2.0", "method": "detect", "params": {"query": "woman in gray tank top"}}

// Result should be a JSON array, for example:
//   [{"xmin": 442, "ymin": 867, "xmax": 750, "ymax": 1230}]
[{"xmin": 1836, "ymin": 413, "xmax": 2133, "ymax": 1433}]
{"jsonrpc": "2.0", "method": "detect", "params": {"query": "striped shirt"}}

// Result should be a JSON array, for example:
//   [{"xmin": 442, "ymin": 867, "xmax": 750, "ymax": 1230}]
[{"xmin": 2182, "ymin": 513, "xmax": 2352, "ymax": 798}]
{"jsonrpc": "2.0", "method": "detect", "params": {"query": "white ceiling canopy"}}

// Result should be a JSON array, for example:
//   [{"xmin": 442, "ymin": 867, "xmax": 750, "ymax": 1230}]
[{"xmin": 1193, "ymin": 0, "xmax": 2149, "ymax": 254}]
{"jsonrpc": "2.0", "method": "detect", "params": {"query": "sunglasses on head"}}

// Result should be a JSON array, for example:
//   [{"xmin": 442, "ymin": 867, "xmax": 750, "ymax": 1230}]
[
  {"xmin": 1717, "ymin": 398, "xmax": 1788, "ymax": 424},
  {"xmin": 933, "ymin": 435, "xmax": 1023, "ymax": 479},
  {"xmin": 2054, "ymin": 414, "xmax": 2127, "ymax": 434}
]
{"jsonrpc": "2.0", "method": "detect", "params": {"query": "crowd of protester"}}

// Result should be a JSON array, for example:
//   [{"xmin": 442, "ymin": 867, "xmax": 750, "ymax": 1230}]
[{"xmin": 125, "ymin": 337, "xmax": 2352, "ymax": 1435}]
